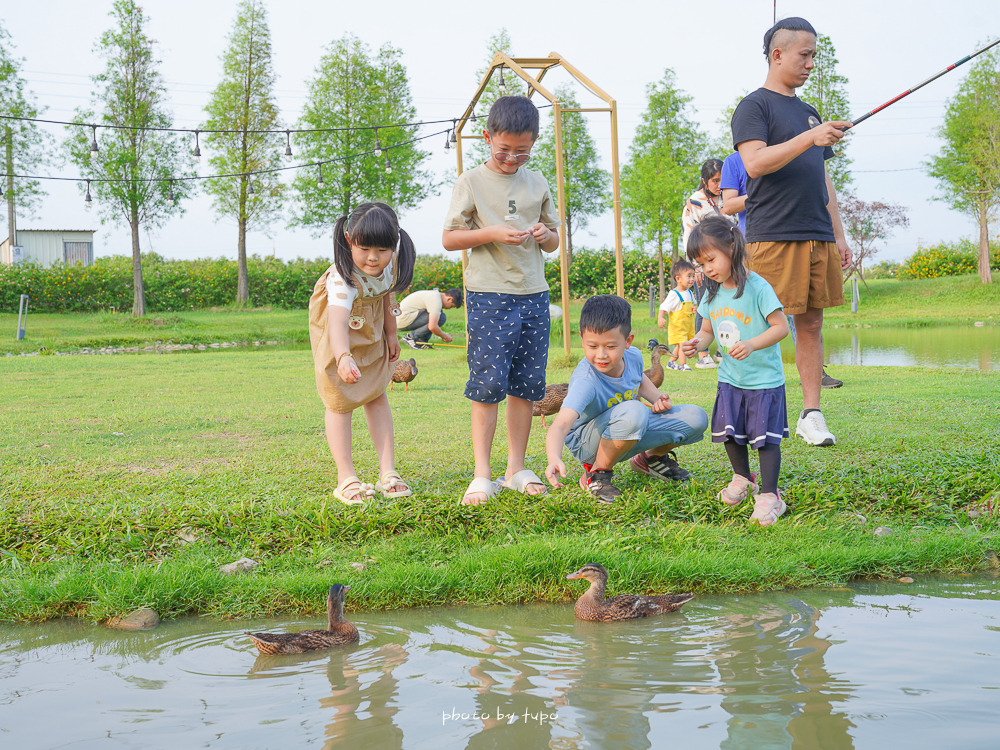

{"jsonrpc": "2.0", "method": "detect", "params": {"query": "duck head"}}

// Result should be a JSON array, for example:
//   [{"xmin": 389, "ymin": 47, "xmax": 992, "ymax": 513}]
[{"xmin": 566, "ymin": 563, "xmax": 609, "ymax": 583}]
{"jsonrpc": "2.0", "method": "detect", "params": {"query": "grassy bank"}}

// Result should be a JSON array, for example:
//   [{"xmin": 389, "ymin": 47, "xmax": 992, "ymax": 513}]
[{"xmin": 1, "ymin": 335, "xmax": 998, "ymax": 622}]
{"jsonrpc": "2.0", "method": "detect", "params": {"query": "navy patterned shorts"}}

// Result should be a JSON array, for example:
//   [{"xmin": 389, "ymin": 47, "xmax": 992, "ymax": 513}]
[{"xmin": 465, "ymin": 290, "xmax": 550, "ymax": 404}]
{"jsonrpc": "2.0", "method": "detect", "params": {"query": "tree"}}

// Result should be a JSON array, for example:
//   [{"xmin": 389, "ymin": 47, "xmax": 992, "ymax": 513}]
[
  {"xmin": 532, "ymin": 84, "xmax": 611, "ymax": 264},
  {"xmin": 290, "ymin": 34, "xmax": 435, "ymax": 234},
  {"xmin": 202, "ymin": 0, "xmax": 284, "ymax": 305},
  {"xmin": 800, "ymin": 34, "xmax": 853, "ymax": 194},
  {"xmin": 66, "ymin": 0, "xmax": 191, "ymax": 316},
  {"xmin": 621, "ymin": 70, "xmax": 706, "ymax": 299},
  {"xmin": 927, "ymin": 45, "xmax": 1000, "ymax": 284},
  {"xmin": 465, "ymin": 28, "xmax": 513, "ymax": 170},
  {"xmin": 839, "ymin": 197, "xmax": 909, "ymax": 286},
  {"xmin": 0, "ymin": 21, "xmax": 54, "ymax": 248}
]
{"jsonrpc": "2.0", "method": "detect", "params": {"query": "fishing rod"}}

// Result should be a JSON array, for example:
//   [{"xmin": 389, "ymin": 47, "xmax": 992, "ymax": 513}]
[{"xmin": 849, "ymin": 37, "xmax": 1000, "ymax": 127}]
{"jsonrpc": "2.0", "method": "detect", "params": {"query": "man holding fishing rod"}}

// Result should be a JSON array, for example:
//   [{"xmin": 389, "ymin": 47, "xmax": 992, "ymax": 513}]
[{"xmin": 731, "ymin": 16, "xmax": 852, "ymax": 447}]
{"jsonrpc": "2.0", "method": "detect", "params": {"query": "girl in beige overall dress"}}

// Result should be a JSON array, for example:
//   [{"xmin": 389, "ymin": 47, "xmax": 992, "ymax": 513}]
[{"xmin": 308, "ymin": 203, "xmax": 416, "ymax": 505}]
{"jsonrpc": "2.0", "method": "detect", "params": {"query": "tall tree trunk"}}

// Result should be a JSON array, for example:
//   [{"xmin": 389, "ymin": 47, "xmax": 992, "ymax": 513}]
[
  {"xmin": 238, "ymin": 217, "xmax": 249, "ymax": 303},
  {"xmin": 979, "ymin": 197, "xmax": 993, "ymax": 284},
  {"xmin": 130, "ymin": 209, "xmax": 146, "ymax": 317},
  {"xmin": 5, "ymin": 127, "xmax": 15, "ymax": 249}
]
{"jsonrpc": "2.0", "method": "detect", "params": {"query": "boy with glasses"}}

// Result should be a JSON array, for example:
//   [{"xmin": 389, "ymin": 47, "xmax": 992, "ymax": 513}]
[{"xmin": 442, "ymin": 95, "xmax": 561, "ymax": 505}]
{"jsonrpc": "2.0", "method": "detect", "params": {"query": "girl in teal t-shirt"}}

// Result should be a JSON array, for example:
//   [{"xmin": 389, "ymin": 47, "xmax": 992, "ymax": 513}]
[{"xmin": 681, "ymin": 216, "xmax": 791, "ymax": 526}]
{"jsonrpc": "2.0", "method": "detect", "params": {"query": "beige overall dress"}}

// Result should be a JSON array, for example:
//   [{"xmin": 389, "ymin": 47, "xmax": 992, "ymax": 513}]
[{"xmin": 308, "ymin": 263, "xmax": 397, "ymax": 414}]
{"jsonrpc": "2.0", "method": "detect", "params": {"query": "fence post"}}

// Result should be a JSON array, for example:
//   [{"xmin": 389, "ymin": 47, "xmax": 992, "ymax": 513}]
[
  {"xmin": 851, "ymin": 277, "xmax": 859, "ymax": 313},
  {"xmin": 649, "ymin": 284, "xmax": 656, "ymax": 318},
  {"xmin": 16, "ymin": 294, "xmax": 29, "ymax": 340}
]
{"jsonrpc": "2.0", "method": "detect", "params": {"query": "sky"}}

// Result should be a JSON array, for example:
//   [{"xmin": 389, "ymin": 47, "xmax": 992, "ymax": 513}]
[{"xmin": 2, "ymin": 0, "xmax": 997, "ymax": 263}]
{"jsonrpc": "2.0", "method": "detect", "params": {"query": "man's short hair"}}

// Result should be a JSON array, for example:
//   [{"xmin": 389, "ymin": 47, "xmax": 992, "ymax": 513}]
[
  {"xmin": 579, "ymin": 295, "xmax": 631, "ymax": 337},
  {"xmin": 763, "ymin": 16, "xmax": 817, "ymax": 60},
  {"xmin": 670, "ymin": 259, "xmax": 695, "ymax": 281},
  {"xmin": 487, "ymin": 96, "xmax": 539, "ymax": 139},
  {"xmin": 444, "ymin": 287, "xmax": 463, "ymax": 307}
]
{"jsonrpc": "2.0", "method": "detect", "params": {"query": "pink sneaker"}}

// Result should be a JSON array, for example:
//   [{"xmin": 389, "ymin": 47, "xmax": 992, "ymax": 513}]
[
  {"xmin": 750, "ymin": 491, "xmax": 786, "ymax": 526},
  {"xmin": 717, "ymin": 473, "xmax": 757, "ymax": 506}
]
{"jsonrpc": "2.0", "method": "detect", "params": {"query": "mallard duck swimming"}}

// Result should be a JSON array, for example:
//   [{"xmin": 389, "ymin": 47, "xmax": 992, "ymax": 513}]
[
  {"xmin": 246, "ymin": 584, "xmax": 360, "ymax": 654},
  {"xmin": 566, "ymin": 563, "xmax": 694, "ymax": 622}
]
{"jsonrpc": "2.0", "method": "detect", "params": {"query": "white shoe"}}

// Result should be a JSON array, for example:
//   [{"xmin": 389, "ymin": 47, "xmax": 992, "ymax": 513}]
[
  {"xmin": 796, "ymin": 411, "xmax": 836, "ymax": 446},
  {"xmin": 695, "ymin": 356, "xmax": 717, "ymax": 369}
]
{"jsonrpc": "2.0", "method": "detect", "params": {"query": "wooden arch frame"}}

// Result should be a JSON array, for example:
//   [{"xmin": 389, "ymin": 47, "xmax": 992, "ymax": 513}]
[{"xmin": 452, "ymin": 51, "xmax": 624, "ymax": 355}]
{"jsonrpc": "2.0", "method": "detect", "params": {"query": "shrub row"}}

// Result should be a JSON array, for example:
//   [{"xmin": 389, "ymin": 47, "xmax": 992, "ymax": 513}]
[
  {"xmin": 898, "ymin": 239, "xmax": 1000, "ymax": 280},
  {"xmin": 1, "ymin": 247, "xmax": 673, "ymax": 313}
]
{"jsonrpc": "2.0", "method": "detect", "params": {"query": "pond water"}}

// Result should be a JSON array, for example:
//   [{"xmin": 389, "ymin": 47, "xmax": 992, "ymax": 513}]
[
  {"xmin": 1, "ymin": 575, "xmax": 998, "ymax": 749},
  {"xmin": 784, "ymin": 326, "xmax": 1000, "ymax": 371}
]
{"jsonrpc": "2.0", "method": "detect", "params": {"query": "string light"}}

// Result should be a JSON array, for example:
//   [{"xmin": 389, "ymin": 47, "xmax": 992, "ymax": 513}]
[
  {"xmin": 317, "ymin": 164, "xmax": 324, "ymax": 188},
  {"xmin": 84, "ymin": 179, "xmax": 92, "ymax": 208},
  {"xmin": 384, "ymin": 154, "xmax": 392, "ymax": 175},
  {"xmin": 247, "ymin": 177, "xmax": 255, "ymax": 196},
  {"xmin": 193, "ymin": 130, "xmax": 201, "ymax": 160},
  {"xmin": 89, "ymin": 125, "xmax": 99, "ymax": 159},
  {"xmin": 498, "ymin": 66, "xmax": 507, "ymax": 95},
  {"xmin": 167, "ymin": 180, "xmax": 175, "ymax": 206},
  {"xmin": 0, "ymin": 183, "xmax": 4, "ymax": 199},
  {"xmin": 374, "ymin": 127, "xmax": 382, "ymax": 157},
  {"xmin": 444, "ymin": 130, "xmax": 451, "ymax": 150},
  {"xmin": 284, "ymin": 130, "xmax": 293, "ymax": 161},
  {"xmin": 449, "ymin": 120, "xmax": 457, "ymax": 145}
]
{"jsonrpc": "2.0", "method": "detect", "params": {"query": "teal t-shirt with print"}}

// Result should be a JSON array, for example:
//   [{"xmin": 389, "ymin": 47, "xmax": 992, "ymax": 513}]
[
  {"xmin": 562, "ymin": 346, "xmax": 644, "ymax": 430},
  {"xmin": 697, "ymin": 272, "xmax": 785, "ymax": 389}
]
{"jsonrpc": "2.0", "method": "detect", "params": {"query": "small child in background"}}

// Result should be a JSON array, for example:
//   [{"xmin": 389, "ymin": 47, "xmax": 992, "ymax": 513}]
[
  {"xmin": 657, "ymin": 259, "xmax": 697, "ymax": 371},
  {"xmin": 545, "ymin": 295, "xmax": 708, "ymax": 503},
  {"xmin": 681, "ymin": 216, "xmax": 790, "ymax": 525},
  {"xmin": 308, "ymin": 202, "xmax": 416, "ymax": 505}
]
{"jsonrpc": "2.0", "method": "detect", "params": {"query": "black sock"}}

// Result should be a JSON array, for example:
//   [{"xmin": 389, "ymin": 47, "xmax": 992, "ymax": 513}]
[
  {"xmin": 724, "ymin": 439, "xmax": 752, "ymax": 480},
  {"xmin": 801, "ymin": 408, "xmax": 821, "ymax": 418},
  {"xmin": 757, "ymin": 444, "xmax": 781, "ymax": 494}
]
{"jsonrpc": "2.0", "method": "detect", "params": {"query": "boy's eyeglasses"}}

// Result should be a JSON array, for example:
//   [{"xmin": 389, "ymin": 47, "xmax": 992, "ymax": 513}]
[{"xmin": 493, "ymin": 152, "xmax": 531, "ymax": 165}]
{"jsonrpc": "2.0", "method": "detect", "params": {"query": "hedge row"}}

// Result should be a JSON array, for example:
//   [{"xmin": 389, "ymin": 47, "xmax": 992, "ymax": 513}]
[
  {"xmin": 1, "ymin": 248, "xmax": 670, "ymax": 313},
  {"xmin": 898, "ymin": 240, "xmax": 1000, "ymax": 280}
]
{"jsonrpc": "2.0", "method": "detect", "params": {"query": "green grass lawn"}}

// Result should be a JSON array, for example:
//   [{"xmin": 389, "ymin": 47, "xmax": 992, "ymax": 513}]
[{"xmin": 2, "ymin": 311, "xmax": 998, "ymax": 622}]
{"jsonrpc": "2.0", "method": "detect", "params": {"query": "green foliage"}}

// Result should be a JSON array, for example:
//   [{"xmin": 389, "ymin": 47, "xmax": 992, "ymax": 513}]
[
  {"xmin": 0, "ymin": 255, "xmax": 329, "ymax": 312},
  {"xmin": 406, "ymin": 255, "xmax": 464, "ymax": 295},
  {"xmin": 863, "ymin": 260, "xmax": 902, "ymax": 280},
  {"xmin": 899, "ymin": 239, "xmax": 1000, "ymax": 280},
  {"xmin": 0, "ymin": 20, "xmax": 54, "ymax": 225},
  {"xmin": 289, "ymin": 34, "xmax": 436, "ymax": 233},
  {"xmin": 465, "ymin": 28, "xmax": 513, "ymax": 170},
  {"xmin": 532, "ymin": 84, "xmax": 611, "ymax": 259},
  {"xmin": 926, "ymin": 45, "xmax": 1000, "ymax": 283},
  {"xmin": 65, "ymin": 0, "xmax": 193, "ymax": 316},
  {"xmin": 800, "ymin": 34, "xmax": 853, "ymax": 194},
  {"xmin": 202, "ymin": 0, "xmax": 284, "ymax": 305}
]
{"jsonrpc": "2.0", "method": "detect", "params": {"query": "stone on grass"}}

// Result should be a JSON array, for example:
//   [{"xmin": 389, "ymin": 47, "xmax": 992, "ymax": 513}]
[
  {"xmin": 350, "ymin": 562, "xmax": 366, "ymax": 571},
  {"xmin": 219, "ymin": 557, "xmax": 258, "ymax": 575},
  {"xmin": 107, "ymin": 608, "xmax": 160, "ymax": 631},
  {"xmin": 874, "ymin": 526, "xmax": 893, "ymax": 537}
]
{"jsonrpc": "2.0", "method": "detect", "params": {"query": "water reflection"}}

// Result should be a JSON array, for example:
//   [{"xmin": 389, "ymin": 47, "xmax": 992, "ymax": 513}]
[
  {"xmin": 0, "ymin": 576, "xmax": 998, "ymax": 748},
  {"xmin": 798, "ymin": 326, "xmax": 1000, "ymax": 370}
]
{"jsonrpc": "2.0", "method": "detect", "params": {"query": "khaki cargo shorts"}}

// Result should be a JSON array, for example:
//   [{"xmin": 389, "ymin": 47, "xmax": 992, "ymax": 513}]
[{"xmin": 747, "ymin": 240, "xmax": 844, "ymax": 316}]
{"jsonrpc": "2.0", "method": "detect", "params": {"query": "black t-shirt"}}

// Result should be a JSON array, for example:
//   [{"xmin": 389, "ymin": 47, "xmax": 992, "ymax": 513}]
[{"xmin": 731, "ymin": 87, "xmax": 835, "ymax": 243}]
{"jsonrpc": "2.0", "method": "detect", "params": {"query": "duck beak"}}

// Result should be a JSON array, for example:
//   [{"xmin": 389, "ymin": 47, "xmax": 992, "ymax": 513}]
[
  {"xmin": 566, "ymin": 571, "xmax": 582, "ymax": 580},
  {"xmin": 342, "ymin": 585, "xmax": 351, "ymax": 592}
]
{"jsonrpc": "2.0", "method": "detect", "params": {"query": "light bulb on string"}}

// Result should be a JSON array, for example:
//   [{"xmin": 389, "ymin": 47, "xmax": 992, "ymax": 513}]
[
  {"xmin": 167, "ymin": 180, "xmax": 175, "ymax": 206},
  {"xmin": 317, "ymin": 164, "xmax": 325, "ymax": 188},
  {"xmin": 247, "ymin": 176, "xmax": 255, "ymax": 196},
  {"xmin": 193, "ymin": 130, "xmax": 201, "ymax": 160},
  {"xmin": 89, "ymin": 125, "xmax": 99, "ymax": 159},
  {"xmin": 498, "ymin": 66, "xmax": 507, "ymax": 95},
  {"xmin": 444, "ymin": 130, "xmax": 451, "ymax": 150},
  {"xmin": 284, "ymin": 131, "xmax": 293, "ymax": 162},
  {"xmin": 84, "ymin": 179, "xmax": 92, "ymax": 208},
  {"xmin": 374, "ymin": 128, "xmax": 382, "ymax": 158},
  {"xmin": 384, "ymin": 153, "xmax": 392, "ymax": 175},
  {"xmin": 449, "ymin": 120, "xmax": 458, "ymax": 145}
]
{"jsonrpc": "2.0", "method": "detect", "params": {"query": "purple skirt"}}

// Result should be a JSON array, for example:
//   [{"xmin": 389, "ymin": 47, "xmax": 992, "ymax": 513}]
[{"xmin": 711, "ymin": 381, "xmax": 788, "ymax": 448}]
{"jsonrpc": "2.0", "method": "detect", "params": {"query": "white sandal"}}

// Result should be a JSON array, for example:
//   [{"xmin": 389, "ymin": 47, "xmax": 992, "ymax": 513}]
[
  {"xmin": 334, "ymin": 476, "xmax": 373, "ymax": 506},
  {"xmin": 375, "ymin": 470, "xmax": 412, "ymax": 499},
  {"xmin": 462, "ymin": 476, "xmax": 500, "ymax": 506},
  {"xmin": 502, "ymin": 469, "xmax": 548, "ymax": 496}
]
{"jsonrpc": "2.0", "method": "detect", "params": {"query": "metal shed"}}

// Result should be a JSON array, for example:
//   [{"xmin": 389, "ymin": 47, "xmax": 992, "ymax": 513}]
[{"xmin": 0, "ymin": 229, "xmax": 96, "ymax": 267}]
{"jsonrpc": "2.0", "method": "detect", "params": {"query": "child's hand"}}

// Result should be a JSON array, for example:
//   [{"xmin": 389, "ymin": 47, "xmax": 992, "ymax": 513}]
[
  {"xmin": 528, "ymin": 223, "xmax": 551, "ymax": 244},
  {"xmin": 492, "ymin": 225, "xmax": 530, "ymax": 246},
  {"xmin": 387, "ymin": 334, "xmax": 400, "ymax": 362},
  {"xmin": 650, "ymin": 394, "xmax": 673, "ymax": 413},
  {"xmin": 680, "ymin": 338, "xmax": 699, "ymax": 358},
  {"xmin": 338, "ymin": 354, "xmax": 361, "ymax": 383},
  {"xmin": 728, "ymin": 341, "xmax": 755, "ymax": 360},
  {"xmin": 545, "ymin": 460, "xmax": 567, "ymax": 489}
]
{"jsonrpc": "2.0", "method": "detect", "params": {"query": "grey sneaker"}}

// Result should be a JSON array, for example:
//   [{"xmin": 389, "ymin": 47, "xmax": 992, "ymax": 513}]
[
  {"xmin": 582, "ymin": 469, "xmax": 621, "ymax": 504},
  {"xmin": 401, "ymin": 333, "xmax": 421, "ymax": 350},
  {"xmin": 821, "ymin": 369, "xmax": 843, "ymax": 388}
]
